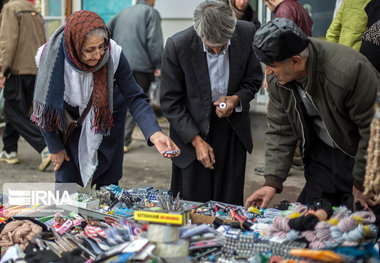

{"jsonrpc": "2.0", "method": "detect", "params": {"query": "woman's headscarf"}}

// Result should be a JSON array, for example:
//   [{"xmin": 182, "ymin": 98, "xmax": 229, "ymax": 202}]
[{"xmin": 32, "ymin": 10, "xmax": 114, "ymax": 134}]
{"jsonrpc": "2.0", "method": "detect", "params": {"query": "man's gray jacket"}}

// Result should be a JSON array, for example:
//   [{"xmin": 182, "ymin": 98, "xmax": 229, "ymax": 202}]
[
  {"xmin": 108, "ymin": 0, "xmax": 163, "ymax": 73},
  {"xmin": 264, "ymin": 38, "xmax": 380, "ymax": 192}
]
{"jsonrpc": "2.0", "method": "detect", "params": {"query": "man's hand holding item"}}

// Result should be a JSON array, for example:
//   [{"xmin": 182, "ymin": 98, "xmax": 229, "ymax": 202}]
[
  {"xmin": 213, "ymin": 95, "xmax": 240, "ymax": 118},
  {"xmin": 245, "ymin": 186, "xmax": 276, "ymax": 209}
]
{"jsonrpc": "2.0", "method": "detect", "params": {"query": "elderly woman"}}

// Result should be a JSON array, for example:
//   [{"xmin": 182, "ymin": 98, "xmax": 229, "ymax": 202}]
[{"xmin": 32, "ymin": 11, "xmax": 179, "ymax": 188}]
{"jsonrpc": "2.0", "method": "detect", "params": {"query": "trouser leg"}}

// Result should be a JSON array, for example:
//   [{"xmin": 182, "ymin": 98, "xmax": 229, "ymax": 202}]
[
  {"xmin": 3, "ymin": 75, "xmax": 46, "ymax": 153},
  {"xmin": 124, "ymin": 71, "xmax": 154, "ymax": 146},
  {"xmin": 2, "ymin": 122, "xmax": 19, "ymax": 153},
  {"xmin": 298, "ymin": 136, "xmax": 354, "ymax": 208},
  {"xmin": 124, "ymin": 110, "xmax": 135, "ymax": 147}
]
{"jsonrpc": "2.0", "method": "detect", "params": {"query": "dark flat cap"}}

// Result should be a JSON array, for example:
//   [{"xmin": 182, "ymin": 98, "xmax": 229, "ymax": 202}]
[{"xmin": 253, "ymin": 18, "xmax": 310, "ymax": 64}]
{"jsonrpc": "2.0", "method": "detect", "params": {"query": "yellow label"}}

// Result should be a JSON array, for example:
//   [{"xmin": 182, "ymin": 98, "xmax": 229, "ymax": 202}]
[
  {"xmin": 134, "ymin": 211, "xmax": 184, "ymax": 225},
  {"xmin": 248, "ymin": 206, "xmax": 260, "ymax": 214}
]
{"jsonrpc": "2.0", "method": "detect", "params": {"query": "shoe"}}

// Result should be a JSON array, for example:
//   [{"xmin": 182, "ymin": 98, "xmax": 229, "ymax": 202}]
[
  {"xmin": 123, "ymin": 145, "xmax": 132, "ymax": 153},
  {"xmin": 254, "ymin": 166, "xmax": 264, "ymax": 176},
  {"xmin": 291, "ymin": 164, "xmax": 304, "ymax": 170},
  {"xmin": 39, "ymin": 147, "xmax": 51, "ymax": 171},
  {"xmin": 0, "ymin": 151, "xmax": 20, "ymax": 164},
  {"xmin": 157, "ymin": 116, "xmax": 167, "ymax": 123},
  {"xmin": 291, "ymin": 153, "xmax": 304, "ymax": 170}
]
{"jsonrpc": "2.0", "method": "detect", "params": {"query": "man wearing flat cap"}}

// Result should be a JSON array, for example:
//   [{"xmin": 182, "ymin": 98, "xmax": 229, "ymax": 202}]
[{"xmin": 246, "ymin": 18, "xmax": 380, "ymax": 216}]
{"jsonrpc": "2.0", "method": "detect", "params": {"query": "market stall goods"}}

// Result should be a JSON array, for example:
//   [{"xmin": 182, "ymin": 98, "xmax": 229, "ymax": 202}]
[{"xmin": 0, "ymin": 185, "xmax": 379, "ymax": 262}]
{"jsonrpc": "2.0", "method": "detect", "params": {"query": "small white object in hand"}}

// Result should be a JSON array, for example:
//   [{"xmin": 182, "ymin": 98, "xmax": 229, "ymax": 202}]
[{"xmin": 219, "ymin": 102, "xmax": 227, "ymax": 109}]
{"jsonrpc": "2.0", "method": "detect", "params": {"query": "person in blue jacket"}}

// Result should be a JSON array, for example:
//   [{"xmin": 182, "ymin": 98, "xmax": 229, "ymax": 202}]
[{"xmin": 32, "ymin": 10, "xmax": 179, "ymax": 188}]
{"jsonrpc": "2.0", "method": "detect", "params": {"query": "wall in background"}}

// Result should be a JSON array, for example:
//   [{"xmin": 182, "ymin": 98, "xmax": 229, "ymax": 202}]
[
  {"xmin": 161, "ymin": 19, "xmax": 193, "ymax": 44},
  {"xmin": 155, "ymin": 0, "xmax": 203, "ymax": 19},
  {"xmin": 82, "ymin": 0, "xmax": 131, "ymax": 24}
]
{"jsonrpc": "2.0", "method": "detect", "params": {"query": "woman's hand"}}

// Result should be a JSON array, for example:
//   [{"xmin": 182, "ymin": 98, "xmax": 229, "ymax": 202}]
[
  {"xmin": 149, "ymin": 131, "xmax": 181, "ymax": 158},
  {"xmin": 50, "ymin": 149, "xmax": 70, "ymax": 171}
]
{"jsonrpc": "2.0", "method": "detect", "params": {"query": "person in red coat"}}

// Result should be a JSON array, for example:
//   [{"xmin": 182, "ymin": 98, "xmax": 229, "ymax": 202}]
[{"xmin": 263, "ymin": 0, "xmax": 313, "ymax": 36}]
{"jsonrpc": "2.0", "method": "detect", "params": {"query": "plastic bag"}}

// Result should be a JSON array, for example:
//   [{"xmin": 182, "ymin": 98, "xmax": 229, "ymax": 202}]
[{"xmin": 148, "ymin": 77, "xmax": 160, "ymax": 109}]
